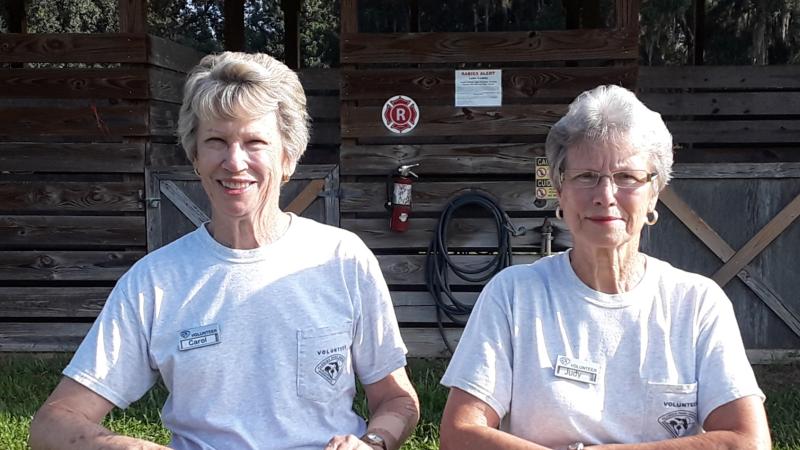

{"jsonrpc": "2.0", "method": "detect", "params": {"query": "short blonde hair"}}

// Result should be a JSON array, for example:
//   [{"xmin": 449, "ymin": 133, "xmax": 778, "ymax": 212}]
[{"xmin": 177, "ymin": 52, "xmax": 310, "ymax": 165}]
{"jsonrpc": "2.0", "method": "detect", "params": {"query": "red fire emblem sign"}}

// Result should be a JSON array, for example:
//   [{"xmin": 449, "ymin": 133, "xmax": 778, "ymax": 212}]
[{"xmin": 382, "ymin": 95, "xmax": 419, "ymax": 134}]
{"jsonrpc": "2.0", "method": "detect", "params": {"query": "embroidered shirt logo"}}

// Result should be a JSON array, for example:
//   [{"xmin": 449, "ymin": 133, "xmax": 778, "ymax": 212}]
[
  {"xmin": 658, "ymin": 410, "xmax": 698, "ymax": 438},
  {"xmin": 315, "ymin": 354, "xmax": 345, "ymax": 385}
]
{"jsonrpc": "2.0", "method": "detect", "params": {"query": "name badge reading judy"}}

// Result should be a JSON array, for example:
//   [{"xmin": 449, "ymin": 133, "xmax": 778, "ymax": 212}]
[
  {"xmin": 178, "ymin": 323, "xmax": 221, "ymax": 351},
  {"xmin": 554, "ymin": 355, "xmax": 600, "ymax": 384}
]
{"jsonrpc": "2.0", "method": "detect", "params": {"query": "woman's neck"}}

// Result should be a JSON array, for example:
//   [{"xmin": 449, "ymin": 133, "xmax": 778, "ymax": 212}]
[
  {"xmin": 207, "ymin": 210, "xmax": 291, "ymax": 250},
  {"xmin": 569, "ymin": 243, "xmax": 645, "ymax": 294}
]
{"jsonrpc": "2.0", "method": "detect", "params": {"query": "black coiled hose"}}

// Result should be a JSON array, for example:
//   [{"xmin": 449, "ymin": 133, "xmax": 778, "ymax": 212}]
[{"xmin": 425, "ymin": 190, "xmax": 525, "ymax": 354}]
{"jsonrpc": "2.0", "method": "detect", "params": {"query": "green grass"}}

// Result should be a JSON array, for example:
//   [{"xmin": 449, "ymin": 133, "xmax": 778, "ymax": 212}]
[{"xmin": 1, "ymin": 355, "xmax": 799, "ymax": 449}]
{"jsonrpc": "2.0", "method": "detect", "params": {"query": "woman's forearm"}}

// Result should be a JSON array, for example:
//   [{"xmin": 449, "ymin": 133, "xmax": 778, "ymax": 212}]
[
  {"xmin": 440, "ymin": 423, "xmax": 554, "ymax": 450},
  {"xmin": 592, "ymin": 430, "xmax": 770, "ymax": 450},
  {"xmin": 29, "ymin": 405, "xmax": 169, "ymax": 450},
  {"xmin": 366, "ymin": 394, "xmax": 420, "ymax": 450}
]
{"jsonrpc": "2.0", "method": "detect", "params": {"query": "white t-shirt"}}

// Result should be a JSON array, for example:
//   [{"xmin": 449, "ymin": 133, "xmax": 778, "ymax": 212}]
[
  {"xmin": 441, "ymin": 251, "xmax": 763, "ymax": 446},
  {"xmin": 65, "ymin": 215, "xmax": 408, "ymax": 450}
]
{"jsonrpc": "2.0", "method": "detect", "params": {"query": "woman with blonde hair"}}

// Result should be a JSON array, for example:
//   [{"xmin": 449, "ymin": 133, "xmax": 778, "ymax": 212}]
[{"xmin": 30, "ymin": 52, "xmax": 419, "ymax": 450}]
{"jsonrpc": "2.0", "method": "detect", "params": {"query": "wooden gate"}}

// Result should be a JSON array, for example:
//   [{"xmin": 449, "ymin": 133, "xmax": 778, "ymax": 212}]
[
  {"xmin": 639, "ymin": 66, "xmax": 800, "ymax": 361},
  {"xmin": 146, "ymin": 164, "xmax": 339, "ymax": 250}
]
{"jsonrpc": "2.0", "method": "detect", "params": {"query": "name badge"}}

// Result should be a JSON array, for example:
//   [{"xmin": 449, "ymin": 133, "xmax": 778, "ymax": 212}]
[
  {"xmin": 554, "ymin": 355, "xmax": 600, "ymax": 384},
  {"xmin": 178, "ymin": 323, "xmax": 221, "ymax": 351}
]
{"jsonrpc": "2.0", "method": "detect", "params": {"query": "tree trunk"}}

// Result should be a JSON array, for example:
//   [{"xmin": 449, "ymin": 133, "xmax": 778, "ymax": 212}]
[{"xmin": 752, "ymin": 0, "xmax": 768, "ymax": 65}]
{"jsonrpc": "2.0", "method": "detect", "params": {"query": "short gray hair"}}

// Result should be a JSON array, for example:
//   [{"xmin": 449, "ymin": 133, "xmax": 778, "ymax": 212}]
[
  {"xmin": 177, "ymin": 52, "xmax": 310, "ymax": 166},
  {"xmin": 545, "ymin": 85, "xmax": 673, "ymax": 192}
]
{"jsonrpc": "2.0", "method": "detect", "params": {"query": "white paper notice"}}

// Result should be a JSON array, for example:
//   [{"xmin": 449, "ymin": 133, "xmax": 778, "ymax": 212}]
[{"xmin": 455, "ymin": 69, "xmax": 502, "ymax": 107}]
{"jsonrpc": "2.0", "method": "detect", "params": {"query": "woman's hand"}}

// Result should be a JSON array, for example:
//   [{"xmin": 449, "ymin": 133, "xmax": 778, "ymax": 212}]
[{"xmin": 324, "ymin": 434, "xmax": 379, "ymax": 450}]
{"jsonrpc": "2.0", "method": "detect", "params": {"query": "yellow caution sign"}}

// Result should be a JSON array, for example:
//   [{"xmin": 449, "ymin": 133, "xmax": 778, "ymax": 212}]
[{"xmin": 534, "ymin": 157, "xmax": 558, "ymax": 200}]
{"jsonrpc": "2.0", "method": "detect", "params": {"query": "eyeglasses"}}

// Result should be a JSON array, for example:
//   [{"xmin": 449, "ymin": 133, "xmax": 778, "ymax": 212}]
[{"xmin": 560, "ymin": 169, "xmax": 657, "ymax": 189}]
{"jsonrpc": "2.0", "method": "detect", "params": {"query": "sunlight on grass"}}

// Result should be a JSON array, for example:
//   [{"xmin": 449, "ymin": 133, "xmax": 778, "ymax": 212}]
[{"xmin": 1, "ymin": 355, "xmax": 799, "ymax": 449}]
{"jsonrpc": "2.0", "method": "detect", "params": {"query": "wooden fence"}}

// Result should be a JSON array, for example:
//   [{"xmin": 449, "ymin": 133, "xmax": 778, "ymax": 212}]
[
  {"xmin": 0, "ymin": 33, "xmax": 203, "ymax": 350},
  {"xmin": 2, "ymin": 33, "xmax": 798, "ymax": 360},
  {"xmin": 638, "ymin": 66, "xmax": 800, "ymax": 361}
]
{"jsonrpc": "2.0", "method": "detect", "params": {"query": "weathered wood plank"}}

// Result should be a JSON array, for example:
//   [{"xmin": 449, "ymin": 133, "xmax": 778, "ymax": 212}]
[
  {"xmin": 148, "ymin": 67, "xmax": 186, "ymax": 103},
  {"xmin": 713, "ymin": 193, "xmax": 800, "ymax": 286},
  {"xmin": 310, "ymin": 121, "xmax": 341, "ymax": 145},
  {"xmin": 671, "ymin": 163, "xmax": 800, "ymax": 179},
  {"xmin": 342, "ymin": 104, "xmax": 565, "ymax": 138},
  {"xmin": 667, "ymin": 120, "xmax": 800, "ymax": 144},
  {"xmin": 341, "ymin": 66, "xmax": 637, "ymax": 101},
  {"xmin": 400, "ymin": 327, "xmax": 462, "ymax": 358},
  {"xmin": 0, "ymin": 215, "xmax": 145, "ymax": 248},
  {"xmin": 0, "ymin": 142, "xmax": 144, "ymax": 173},
  {"xmin": 341, "ymin": 30, "xmax": 637, "ymax": 64},
  {"xmin": 392, "ymin": 291, "xmax": 479, "ymax": 324},
  {"xmin": 658, "ymin": 187, "xmax": 800, "ymax": 339},
  {"xmin": 146, "ymin": 34, "xmax": 204, "ymax": 73},
  {"xmin": 340, "ymin": 143, "xmax": 544, "ymax": 175},
  {"xmin": 307, "ymin": 96, "xmax": 341, "ymax": 120},
  {"xmin": 0, "ymin": 104, "xmax": 149, "ymax": 138},
  {"xmin": 147, "ymin": 143, "xmax": 190, "ymax": 167},
  {"xmin": 0, "ymin": 323, "xmax": 92, "ymax": 352},
  {"xmin": 341, "ymin": 181, "xmax": 539, "ymax": 213},
  {"xmin": 639, "ymin": 65, "xmax": 800, "ymax": 90},
  {"xmin": 0, "ymin": 181, "xmax": 143, "ymax": 213},
  {"xmin": 0, "ymin": 33, "xmax": 148, "ymax": 64},
  {"xmin": 343, "ymin": 218, "xmax": 570, "ymax": 250},
  {"xmin": 0, "ymin": 68, "xmax": 149, "ymax": 99},
  {"xmin": 642, "ymin": 92, "xmax": 800, "ymax": 116},
  {"xmin": 160, "ymin": 180, "xmax": 209, "ymax": 226},
  {"xmin": 285, "ymin": 179, "xmax": 326, "ymax": 215},
  {"xmin": 0, "ymin": 251, "xmax": 143, "ymax": 281},
  {"xmin": 149, "ymin": 101, "xmax": 181, "ymax": 137},
  {"xmin": 746, "ymin": 349, "xmax": 800, "ymax": 364},
  {"xmin": 0, "ymin": 287, "xmax": 110, "ymax": 317},
  {"xmin": 299, "ymin": 68, "xmax": 341, "ymax": 91},
  {"xmin": 378, "ymin": 254, "xmax": 538, "ymax": 286}
]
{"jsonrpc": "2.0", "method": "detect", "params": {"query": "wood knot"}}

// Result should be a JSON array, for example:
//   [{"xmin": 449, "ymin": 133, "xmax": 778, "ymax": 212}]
[
  {"xmin": 37, "ymin": 255, "xmax": 55, "ymax": 267},
  {"xmin": 70, "ymin": 78, "xmax": 88, "ymax": 90},
  {"xmin": 44, "ymin": 38, "xmax": 65, "ymax": 51}
]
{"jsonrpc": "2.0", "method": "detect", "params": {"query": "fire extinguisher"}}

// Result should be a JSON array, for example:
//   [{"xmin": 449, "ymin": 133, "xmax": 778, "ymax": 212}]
[{"xmin": 386, "ymin": 163, "xmax": 419, "ymax": 233}]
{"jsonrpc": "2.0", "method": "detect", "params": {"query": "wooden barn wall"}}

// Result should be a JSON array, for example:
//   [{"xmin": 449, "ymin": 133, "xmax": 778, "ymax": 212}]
[
  {"xmin": 0, "ymin": 33, "xmax": 203, "ymax": 351},
  {"xmin": 638, "ymin": 66, "xmax": 800, "ymax": 358},
  {"xmin": 339, "ymin": 1, "xmax": 640, "ymax": 357},
  {"xmin": 2, "ymin": 35, "xmax": 798, "ymax": 360}
]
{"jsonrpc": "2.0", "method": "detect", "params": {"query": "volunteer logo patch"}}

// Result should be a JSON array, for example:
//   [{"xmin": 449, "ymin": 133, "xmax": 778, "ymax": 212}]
[
  {"xmin": 315, "ymin": 354, "xmax": 345, "ymax": 385},
  {"xmin": 658, "ymin": 410, "xmax": 698, "ymax": 438}
]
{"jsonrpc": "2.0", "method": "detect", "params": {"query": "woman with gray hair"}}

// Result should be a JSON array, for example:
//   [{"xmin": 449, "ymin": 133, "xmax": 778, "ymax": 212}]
[
  {"xmin": 30, "ymin": 52, "xmax": 419, "ymax": 450},
  {"xmin": 439, "ymin": 85, "xmax": 770, "ymax": 450}
]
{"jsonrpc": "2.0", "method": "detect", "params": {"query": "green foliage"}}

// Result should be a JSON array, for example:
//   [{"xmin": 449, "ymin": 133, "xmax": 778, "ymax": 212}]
[
  {"xmin": 26, "ymin": 0, "xmax": 118, "ymax": 33},
  {"xmin": 300, "ymin": 0, "xmax": 339, "ymax": 67},
  {"xmin": 148, "ymin": 0, "xmax": 224, "ymax": 54},
  {"xmin": 640, "ymin": 0, "xmax": 693, "ymax": 65},
  {"xmin": 640, "ymin": 0, "xmax": 800, "ymax": 65}
]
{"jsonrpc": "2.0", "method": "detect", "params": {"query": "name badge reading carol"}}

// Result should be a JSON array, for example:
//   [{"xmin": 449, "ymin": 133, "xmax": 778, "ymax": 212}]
[
  {"xmin": 178, "ymin": 324, "xmax": 221, "ymax": 351},
  {"xmin": 554, "ymin": 355, "xmax": 600, "ymax": 384}
]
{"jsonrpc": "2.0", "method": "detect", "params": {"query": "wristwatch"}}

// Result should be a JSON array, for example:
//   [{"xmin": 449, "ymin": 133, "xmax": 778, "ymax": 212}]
[
  {"xmin": 360, "ymin": 432, "xmax": 388, "ymax": 450},
  {"xmin": 568, "ymin": 442, "xmax": 585, "ymax": 450}
]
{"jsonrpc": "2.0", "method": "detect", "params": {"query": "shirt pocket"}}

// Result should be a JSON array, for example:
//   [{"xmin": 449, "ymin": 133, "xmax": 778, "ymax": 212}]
[
  {"xmin": 297, "ymin": 324, "xmax": 352, "ymax": 403},
  {"xmin": 641, "ymin": 381, "xmax": 699, "ymax": 440}
]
